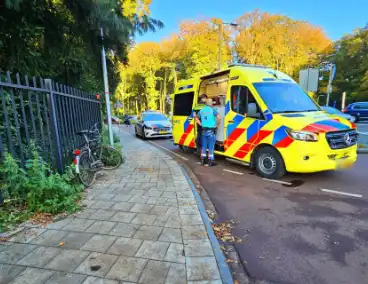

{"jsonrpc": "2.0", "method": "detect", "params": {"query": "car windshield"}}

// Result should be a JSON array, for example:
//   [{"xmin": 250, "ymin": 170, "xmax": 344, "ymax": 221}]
[
  {"xmin": 321, "ymin": 106, "xmax": 342, "ymax": 114},
  {"xmin": 253, "ymin": 82, "xmax": 321, "ymax": 114},
  {"xmin": 143, "ymin": 113, "xmax": 167, "ymax": 121}
]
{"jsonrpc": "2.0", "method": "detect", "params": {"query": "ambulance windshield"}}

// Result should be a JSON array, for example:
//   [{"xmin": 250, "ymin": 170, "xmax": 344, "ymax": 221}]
[{"xmin": 254, "ymin": 82, "xmax": 320, "ymax": 114}]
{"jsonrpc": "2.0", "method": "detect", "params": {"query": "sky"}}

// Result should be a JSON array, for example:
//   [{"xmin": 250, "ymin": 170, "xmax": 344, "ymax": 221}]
[{"xmin": 136, "ymin": 0, "xmax": 367, "ymax": 43}]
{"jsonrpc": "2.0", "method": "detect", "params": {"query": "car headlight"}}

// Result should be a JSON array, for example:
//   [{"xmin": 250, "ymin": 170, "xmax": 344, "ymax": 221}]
[
  {"xmin": 145, "ymin": 126, "xmax": 152, "ymax": 130},
  {"xmin": 286, "ymin": 129, "xmax": 319, "ymax": 142}
]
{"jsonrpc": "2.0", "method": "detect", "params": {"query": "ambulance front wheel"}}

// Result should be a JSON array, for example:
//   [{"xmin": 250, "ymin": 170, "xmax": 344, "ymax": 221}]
[{"xmin": 255, "ymin": 147, "xmax": 286, "ymax": 179}]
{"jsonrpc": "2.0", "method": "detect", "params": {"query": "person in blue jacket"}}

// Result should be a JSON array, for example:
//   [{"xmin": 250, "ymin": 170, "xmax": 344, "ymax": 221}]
[{"xmin": 195, "ymin": 98, "xmax": 221, "ymax": 166}]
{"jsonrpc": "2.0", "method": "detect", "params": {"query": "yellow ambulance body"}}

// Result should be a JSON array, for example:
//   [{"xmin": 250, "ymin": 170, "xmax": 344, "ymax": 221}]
[{"xmin": 172, "ymin": 64, "xmax": 358, "ymax": 178}]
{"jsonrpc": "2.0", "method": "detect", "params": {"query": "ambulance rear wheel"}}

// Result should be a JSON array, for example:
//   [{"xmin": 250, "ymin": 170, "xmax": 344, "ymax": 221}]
[{"xmin": 255, "ymin": 147, "xmax": 286, "ymax": 179}]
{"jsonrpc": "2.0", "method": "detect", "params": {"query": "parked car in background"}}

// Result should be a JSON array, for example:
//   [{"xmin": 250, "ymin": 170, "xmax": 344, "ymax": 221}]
[
  {"xmin": 321, "ymin": 106, "xmax": 356, "ymax": 122},
  {"xmin": 343, "ymin": 102, "xmax": 368, "ymax": 122},
  {"xmin": 135, "ymin": 111, "xmax": 172, "ymax": 139}
]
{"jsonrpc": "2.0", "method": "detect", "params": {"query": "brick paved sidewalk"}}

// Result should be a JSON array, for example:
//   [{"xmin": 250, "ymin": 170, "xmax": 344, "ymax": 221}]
[{"xmin": 0, "ymin": 130, "xmax": 225, "ymax": 284}]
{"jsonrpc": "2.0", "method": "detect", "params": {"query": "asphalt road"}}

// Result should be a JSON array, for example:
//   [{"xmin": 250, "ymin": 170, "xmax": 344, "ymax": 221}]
[
  {"xmin": 124, "ymin": 126, "xmax": 368, "ymax": 284},
  {"xmin": 357, "ymin": 120, "xmax": 368, "ymax": 133}
]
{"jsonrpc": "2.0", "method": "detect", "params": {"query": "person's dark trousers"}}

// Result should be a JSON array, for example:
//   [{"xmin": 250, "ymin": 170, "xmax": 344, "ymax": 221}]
[{"xmin": 196, "ymin": 125, "xmax": 202, "ymax": 154}]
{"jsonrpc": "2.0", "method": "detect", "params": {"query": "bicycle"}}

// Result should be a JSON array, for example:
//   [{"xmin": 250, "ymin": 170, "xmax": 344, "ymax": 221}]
[{"xmin": 73, "ymin": 122, "xmax": 123, "ymax": 187}]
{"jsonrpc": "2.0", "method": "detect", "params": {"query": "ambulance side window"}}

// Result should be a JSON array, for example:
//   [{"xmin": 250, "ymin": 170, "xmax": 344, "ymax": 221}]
[
  {"xmin": 173, "ymin": 92, "xmax": 194, "ymax": 116},
  {"xmin": 231, "ymin": 86, "xmax": 263, "ymax": 119}
]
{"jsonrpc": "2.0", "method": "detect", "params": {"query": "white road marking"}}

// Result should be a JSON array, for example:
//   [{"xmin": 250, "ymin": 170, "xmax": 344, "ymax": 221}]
[
  {"xmin": 223, "ymin": 169, "xmax": 244, "ymax": 175},
  {"xmin": 262, "ymin": 178, "xmax": 292, "ymax": 186},
  {"xmin": 148, "ymin": 141, "xmax": 189, "ymax": 161},
  {"xmin": 358, "ymin": 131, "xmax": 368, "ymax": 135},
  {"xmin": 320, "ymin": 188, "xmax": 362, "ymax": 198}
]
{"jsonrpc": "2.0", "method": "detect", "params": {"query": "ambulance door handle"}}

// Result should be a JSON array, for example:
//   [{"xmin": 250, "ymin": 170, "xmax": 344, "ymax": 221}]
[{"xmin": 228, "ymin": 120, "xmax": 234, "ymax": 123}]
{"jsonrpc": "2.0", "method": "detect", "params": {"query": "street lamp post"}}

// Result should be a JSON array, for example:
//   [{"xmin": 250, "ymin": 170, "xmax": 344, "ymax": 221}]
[
  {"xmin": 100, "ymin": 28, "xmax": 114, "ymax": 146},
  {"xmin": 215, "ymin": 21, "xmax": 238, "ymax": 71}
]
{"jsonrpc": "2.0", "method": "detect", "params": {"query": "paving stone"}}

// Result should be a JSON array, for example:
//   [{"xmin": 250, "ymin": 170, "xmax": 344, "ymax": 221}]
[
  {"xmin": 82, "ymin": 200, "xmax": 96, "ymax": 207},
  {"xmin": 113, "ymin": 194, "xmax": 133, "ymax": 202},
  {"xmin": 177, "ymin": 198, "xmax": 196, "ymax": 206},
  {"xmin": 135, "ymin": 241, "xmax": 170, "ymax": 260},
  {"xmin": 90, "ymin": 201, "xmax": 115, "ymax": 210},
  {"xmin": 109, "ymin": 223, "xmax": 139, "ymax": 237},
  {"xmin": 0, "ymin": 243, "xmax": 37, "ymax": 264},
  {"xmin": 146, "ymin": 197, "xmax": 167, "ymax": 205},
  {"xmin": 30, "ymin": 230, "xmax": 67, "ymax": 246},
  {"xmin": 0, "ymin": 264, "xmax": 26, "ymax": 283},
  {"xmin": 0, "ymin": 243, "xmax": 10, "ymax": 252},
  {"xmin": 109, "ymin": 212, "xmax": 136, "ymax": 223},
  {"xmin": 63, "ymin": 218, "xmax": 95, "ymax": 232},
  {"xmin": 45, "ymin": 272, "xmax": 86, "ymax": 284},
  {"xmin": 181, "ymin": 214, "xmax": 203, "ymax": 226},
  {"xmin": 107, "ymin": 237, "xmax": 142, "ymax": 256},
  {"xmin": 131, "ymin": 213, "xmax": 157, "ymax": 225},
  {"xmin": 149, "ymin": 205, "xmax": 169, "ymax": 215},
  {"xmin": 106, "ymin": 256, "xmax": 147, "ymax": 282},
  {"xmin": 179, "ymin": 205, "xmax": 199, "ymax": 215},
  {"xmin": 89, "ymin": 210, "xmax": 116, "ymax": 221},
  {"xmin": 158, "ymin": 228, "xmax": 182, "ymax": 243},
  {"xmin": 164, "ymin": 199, "xmax": 178, "ymax": 207},
  {"xmin": 75, "ymin": 209, "xmax": 97, "ymax": 219},
  {"xmin": 10, "ymin": 267, "xmax": 54, "ymax": 284},
  {"xmin": 128, "ymin": 190, "xmax": 147, "ymax": 196},
  {"xmin": 130, "ymin": 204, "xmax": 154, "ymax": 213},
  {"xmin": 153, "ymin": 220, "xmax": 166, "ymax": 226},
  {"xmin": 138, "ymin": 259, "xmax": 170, "ymax": 284},
  {"xmin": 144, "ymin": 190, "xmax": 163, "ymax": 197},
  {"xmin": 186, "ymin": 257, "xmax": 221, "ymax": 281},
  {"xmin": 164, "ymin": 243, "xmax": 185, "ymax": 264},
  {"xmin": 82, "ymin": 276, "xmax": 119, "ymax": 284},
  {"xmin": 81, "ymin": 235, "xmax": 117, "ymax": 253},
  {"xmin": 133, "ymin": 225, "xmax": 163, "ymax": 241},
  {"xmin": 8, "ymin": 228, "xmax": 46, "ymax": 244},
  {"xmin": 17, "ymin": 246, "xmax": 61, "ymax": 267},
  {"xmin": 182, "ymin": 225, "xmax": 208, "ymax": 240},
  {"xmin": 46, "ymin": 218, "xmax": 73, "ymax": 229},
  {"xmin": 111, "ymin": 202, "xmax": 134, "ymax": 211},
  {"xmin": 184, "ymin": 240, "xmax": 214, "ymax": 257},
  {"xmin": 61, "ymin": 232, "xmax": 93, "ymax": 249},
  {"xmin": 165, "ymin": 263, "xmax": 186, "ymax": 284},
  {"xmin": 75, "ymin": 252, "xmax": 118, "ymax": 277},
  {"xmin": 46, "ymin": 249, "xmax": 90, "ymax": 272},
  {"xmin": 86, "ymin": 221, "xmax": 117, "ymax": 234},
  {"xmin": 129, "ymin": 195, "xmax": 149, "ymax": 204},
  {"xmin": 176, "ymin": 191, "xmax": 194, "ymax": 198},
  {"xmin": 164, "ymin": 215, "xmax": 182, "ymax": 228},
  {"xmin": 94, "ymin": 193, "xmax": 116, "ymax": 201},
  {"xmin": 161, "ymin": 192, "xmax": 176, "ymax": 199}
]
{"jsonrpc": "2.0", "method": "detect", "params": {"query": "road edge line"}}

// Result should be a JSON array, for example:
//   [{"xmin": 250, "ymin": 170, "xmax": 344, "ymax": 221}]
[
  {"xmin": 180, "ymin": 166, "xmax": 234, "ymax": 284},
  {"xmin": 223, "ymin": 169, "xmax": 244, "ymax": 175},
  {"xmin": 320, "ymin": 188, "xmax": 362, "ymax": 198}
]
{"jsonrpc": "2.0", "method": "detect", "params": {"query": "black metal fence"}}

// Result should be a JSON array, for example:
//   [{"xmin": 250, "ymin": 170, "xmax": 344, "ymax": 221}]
[{"xmin": 0, "ymin": 71, "xmax": 101, "ymax": 173}]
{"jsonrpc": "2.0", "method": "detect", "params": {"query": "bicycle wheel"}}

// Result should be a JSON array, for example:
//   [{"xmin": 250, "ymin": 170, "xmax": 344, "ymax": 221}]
[
  {"xmin": 78, "ymin": 150, "xmax": 97, "ymax": 187},
  {"xmin": 100, "ymin": 145, "xmax": 123, "ymax": 170}
]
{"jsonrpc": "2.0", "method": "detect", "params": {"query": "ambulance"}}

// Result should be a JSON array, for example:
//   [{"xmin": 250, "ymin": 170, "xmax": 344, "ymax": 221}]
[{"xmin": 172, "ymin": 64, "xmax": 358, "ymax": 178}]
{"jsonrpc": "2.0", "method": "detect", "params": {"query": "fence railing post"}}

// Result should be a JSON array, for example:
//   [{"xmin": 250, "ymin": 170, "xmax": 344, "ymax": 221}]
[{"xmin": 45, "ymin": 79, "xmax": 63, "ymax": 173}]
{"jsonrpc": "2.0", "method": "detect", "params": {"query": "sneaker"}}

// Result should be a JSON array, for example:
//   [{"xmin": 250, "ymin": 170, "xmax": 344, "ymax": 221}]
[{"xmin": 208, "ymin": 160, "xmax": 217, "ymax": 167}]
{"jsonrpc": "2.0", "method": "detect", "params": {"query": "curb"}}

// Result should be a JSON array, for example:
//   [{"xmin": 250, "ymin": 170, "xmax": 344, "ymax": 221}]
[
  {"xmin": 357, "ymin": 148, "xmax": 368, "ymax": 154},
  {"xmin": 181, "ymin": 166, "xmax": 234, "ymax": 284}
]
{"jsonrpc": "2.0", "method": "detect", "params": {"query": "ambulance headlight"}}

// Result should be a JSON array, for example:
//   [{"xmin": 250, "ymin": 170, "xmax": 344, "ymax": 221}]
[{"xmin": 286, "ymin": 129, "xmax": 318, "ymax": 142}]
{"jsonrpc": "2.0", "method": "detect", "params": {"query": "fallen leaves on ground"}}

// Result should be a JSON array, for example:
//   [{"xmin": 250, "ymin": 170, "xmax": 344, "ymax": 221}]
[
  {"xmin": 226, "ymin": 258, "xmax": 234, "ymax": 263},
  {"xmin": 30, "ymin": 213, "xmax": 53, "ymax": 227},
  {"xmin": 234, "ymin": 280, "xmax": 240, "ymax": 284},
  {"xmin": 212, "ymin": 220, "xmax": 242, "ymax": 243},
  {"xmin": 59, "ymin": 242, "xmax": 65, "ymax": 246}
]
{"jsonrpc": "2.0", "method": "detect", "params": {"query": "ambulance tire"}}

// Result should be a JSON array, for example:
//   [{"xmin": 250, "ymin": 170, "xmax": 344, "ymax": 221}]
[{"xmin": 255, "ymin": 147, "xmax": 286, "ymax": 179}]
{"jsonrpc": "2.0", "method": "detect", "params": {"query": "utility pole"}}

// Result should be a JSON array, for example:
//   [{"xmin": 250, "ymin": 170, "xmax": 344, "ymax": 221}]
[{"xmin": 100, "ymin": 28, "xmax": 114, "ymax": 146}]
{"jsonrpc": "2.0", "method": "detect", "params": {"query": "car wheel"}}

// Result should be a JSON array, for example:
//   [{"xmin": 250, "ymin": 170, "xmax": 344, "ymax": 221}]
[
  {"xmin": 135, "ymin": 127, "xmax": 139, "ymax": 137},
  {"xmin": 353, "ymin": 115, "xmax": 360, "ymax": 123},
  {"xmin": 142, "ymin": 126, "xmax": 147, "ymax": 140},
  {"xmin": 255, "ymin": 147, "xmax": 286, "ymax": 179}
]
